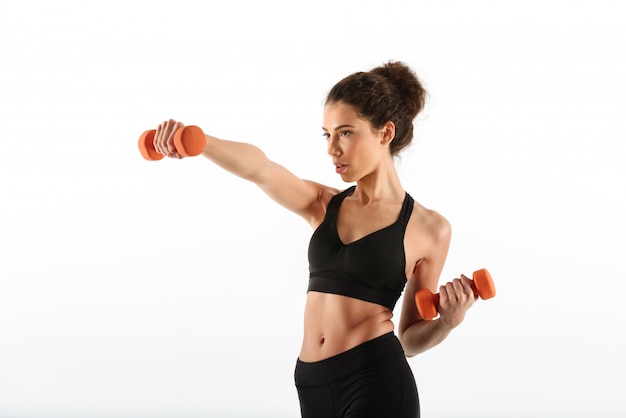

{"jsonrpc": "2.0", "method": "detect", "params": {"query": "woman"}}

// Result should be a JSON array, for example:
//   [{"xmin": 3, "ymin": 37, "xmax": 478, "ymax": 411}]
[{"xmin": 152, "ymin": 61, "xmax": 477, "ymax": 418}]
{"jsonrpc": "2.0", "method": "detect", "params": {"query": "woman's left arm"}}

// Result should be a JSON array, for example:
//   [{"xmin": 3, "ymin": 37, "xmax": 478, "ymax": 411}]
[{"xmin": 398, "ymin": 211, "xmax": 476, "ymax": 357}]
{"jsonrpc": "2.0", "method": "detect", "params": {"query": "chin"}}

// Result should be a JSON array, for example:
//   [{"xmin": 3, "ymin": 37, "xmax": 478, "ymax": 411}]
[{"xmin": 340, "ymin": 174, "xmax": 355, "ymax": 183}]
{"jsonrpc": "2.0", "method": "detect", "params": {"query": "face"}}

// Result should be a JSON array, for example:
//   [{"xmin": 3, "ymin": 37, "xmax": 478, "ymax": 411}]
[{"xmin": 322, "ymin": 102, "xmax": 391, "ymax": 182}]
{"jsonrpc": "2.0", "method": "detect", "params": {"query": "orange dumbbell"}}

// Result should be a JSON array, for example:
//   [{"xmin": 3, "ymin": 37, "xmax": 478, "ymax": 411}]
[
  {"xmin": 415, "ymin": 268, "xmax": 496, "ymax": 320},
  {"xmin": 138, "ymin": 125, "xmax": 206, "ymax": 161}
]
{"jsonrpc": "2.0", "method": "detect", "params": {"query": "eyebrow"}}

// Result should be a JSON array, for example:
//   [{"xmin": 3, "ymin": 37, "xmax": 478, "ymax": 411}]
[{"xmin": 322, "ymin": 124, "xmax": 356, "ymax": 132}]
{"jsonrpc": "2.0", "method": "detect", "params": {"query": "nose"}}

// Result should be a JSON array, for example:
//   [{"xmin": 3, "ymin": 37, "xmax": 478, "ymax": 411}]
[{"xmin": 327, "ymin": 135, "xmax": 340, "ymax": 156}]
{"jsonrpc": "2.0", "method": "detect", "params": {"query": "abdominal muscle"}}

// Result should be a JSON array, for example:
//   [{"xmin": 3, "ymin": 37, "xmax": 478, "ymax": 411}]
[{"xmin": 298, "ymin": 291, "xmax": 395, "ymax": 362}]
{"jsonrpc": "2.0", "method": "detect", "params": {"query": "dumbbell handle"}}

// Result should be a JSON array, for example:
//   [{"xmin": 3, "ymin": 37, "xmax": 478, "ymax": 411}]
[
  {"xmin": 138, "ymin": 125, "xmax": 206, "ymax": 161},
  {"xmin": 415, "ymin": 268, "xmax": 496, "ymax": 320}
]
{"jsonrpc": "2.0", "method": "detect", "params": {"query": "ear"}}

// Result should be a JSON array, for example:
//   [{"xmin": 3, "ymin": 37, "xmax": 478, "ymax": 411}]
[{"xmin": 380, "ymin": 121, "xmax": 396, "ymax": 145}]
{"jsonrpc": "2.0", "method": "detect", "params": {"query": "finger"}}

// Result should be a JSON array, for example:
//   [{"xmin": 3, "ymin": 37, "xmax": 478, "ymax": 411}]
[
  {"xmin": 443, "ymin": 281, "xmax": 460, "ymax": 304},
  {"xmin": 459, "ymin": 274, "xmax": 476, "ymax": 297},
  {"xmin": 451, "ymin": 278, "xmax": 463, "ymax": 293},
  {"xmin": 152, "ymin": 123, "xmax": 161, "ymax": 154},
  {"xmin": 438, "ymin": 284, "xmax": 449, "ymax": 304},
  {"xmin": 167, "ymin": 120, "xmax": 181, "ymax": 155},
  {"xmin": 154, "ymin": 121, "xmax": 169, "ymax": 155},
  {"xmin": 443, "ymin": 279, "xmax": 462, "ymax": 301}
]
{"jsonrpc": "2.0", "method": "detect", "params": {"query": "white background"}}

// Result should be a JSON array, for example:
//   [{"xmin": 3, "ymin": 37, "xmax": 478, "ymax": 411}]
[{"xmin": 1, "ymin": 1, "xmax": 624, "ymax": 417}]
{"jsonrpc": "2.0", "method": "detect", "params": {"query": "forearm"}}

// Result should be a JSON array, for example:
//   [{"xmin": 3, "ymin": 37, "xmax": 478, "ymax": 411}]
[
  {"xmin": 201, "ymin": 134, "xmax": 272, "ymax": 184},
  {"xmin": 399, "ymin": 318, "xmax": 454, "ymax": 357}
]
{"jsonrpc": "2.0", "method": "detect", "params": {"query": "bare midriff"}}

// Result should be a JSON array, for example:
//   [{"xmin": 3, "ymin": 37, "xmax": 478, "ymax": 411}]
[{"xmin": 298, "ymin": 291, "xmax": 395, "ymax": 362}]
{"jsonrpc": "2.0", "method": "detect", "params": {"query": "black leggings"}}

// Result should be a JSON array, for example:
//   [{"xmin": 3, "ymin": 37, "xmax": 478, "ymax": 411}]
[{"xmin": 294, "ymin": 332, "xmax": 419, "ymax": 418}]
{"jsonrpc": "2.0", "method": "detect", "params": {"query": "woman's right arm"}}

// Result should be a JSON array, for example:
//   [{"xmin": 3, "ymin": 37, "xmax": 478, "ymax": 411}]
[{"xmin": 154, "ymin": 119, "xmax": 335, "ymax": 226}]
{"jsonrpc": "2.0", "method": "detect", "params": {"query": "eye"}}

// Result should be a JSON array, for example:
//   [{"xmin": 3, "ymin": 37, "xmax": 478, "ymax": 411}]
[
  {"xmin": 340, "ymin": 130, "xmax": 351, "ymax": 137},
  {"xmin": 322, "ymin": 132, "xmax": 330, "ymax": 140}
]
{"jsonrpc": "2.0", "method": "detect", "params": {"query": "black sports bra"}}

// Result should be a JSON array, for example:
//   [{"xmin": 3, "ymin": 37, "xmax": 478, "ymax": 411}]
[{"xmin": 307, "ymin": 186, "xmax": 414, "ymax": 310}]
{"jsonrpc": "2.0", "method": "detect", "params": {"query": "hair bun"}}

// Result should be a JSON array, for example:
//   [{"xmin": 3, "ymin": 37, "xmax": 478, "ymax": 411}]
[{"xmin": 371, "ymin": 61, "xmax": 426, "ymax": 118}]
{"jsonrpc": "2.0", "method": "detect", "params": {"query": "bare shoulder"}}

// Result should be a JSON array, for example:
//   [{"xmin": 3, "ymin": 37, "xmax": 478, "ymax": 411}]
[
  {"xmin": 408, "ymin": 199, "xmax": 452, "ymax": 245},
  {"xmin": 403, "ymin": 199, "xmax": 452, "ymax": 288}
]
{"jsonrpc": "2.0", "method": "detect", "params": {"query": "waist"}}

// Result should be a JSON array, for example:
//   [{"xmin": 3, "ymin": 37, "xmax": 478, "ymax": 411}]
[{"xmin": 299, "ymin": 291, "xmax": 395, "ymax": 362}]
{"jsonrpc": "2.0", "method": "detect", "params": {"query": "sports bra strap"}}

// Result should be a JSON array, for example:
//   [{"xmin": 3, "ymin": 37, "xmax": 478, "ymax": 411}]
[
  {"xmin": 324, "ymin": 186, "xmax": 356, "ymax": 220},
  {"xmin": 398, "ymin": 193, "xmax": 415, "ymax": 226}
]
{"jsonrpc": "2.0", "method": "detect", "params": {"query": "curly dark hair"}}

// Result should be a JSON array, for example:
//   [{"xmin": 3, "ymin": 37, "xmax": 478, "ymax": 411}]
[{"xmin": 325, "ymin": 61, "xmax": 427, "ymax": 156}]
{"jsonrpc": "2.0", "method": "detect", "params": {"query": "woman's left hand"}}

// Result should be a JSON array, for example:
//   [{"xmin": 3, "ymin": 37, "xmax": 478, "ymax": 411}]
[{"xmin": 437, "ymin": 274, "xmax": 477, "ymax": 329}]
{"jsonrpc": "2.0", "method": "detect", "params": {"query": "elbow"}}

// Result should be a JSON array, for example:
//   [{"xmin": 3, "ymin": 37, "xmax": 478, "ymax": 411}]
[
  {"xmin": 404, "ymin": 350, "xmax": 417, "ymax": 359},
  {"xmin": 398, "ymin": 329, "xmax": 419, "ymax": 358},
  {"xmin": 398, "ymin": 322, "xmax": 436, "ymax": 358},
  {"xmin": 401, "ymin": 342, "xmax": 423, "ymax": 358}
]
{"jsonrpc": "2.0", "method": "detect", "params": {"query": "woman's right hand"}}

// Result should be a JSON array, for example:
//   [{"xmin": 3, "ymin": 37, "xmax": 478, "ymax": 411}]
[{"xmin": 153, "ymin": 119, "xmax": 185, "ymax": 159}]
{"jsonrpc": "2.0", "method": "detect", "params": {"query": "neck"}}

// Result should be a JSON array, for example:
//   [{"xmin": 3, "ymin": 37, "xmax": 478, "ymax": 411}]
[{"xmin": 353, "ymin": 160, "xmax": 404, "ymax": 205}]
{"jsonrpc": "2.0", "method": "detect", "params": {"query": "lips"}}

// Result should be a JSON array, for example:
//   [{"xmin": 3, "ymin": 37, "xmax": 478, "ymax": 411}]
[{"xmin": 334, "ymin": 162, "xmax": 348, "ymax": 174}]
